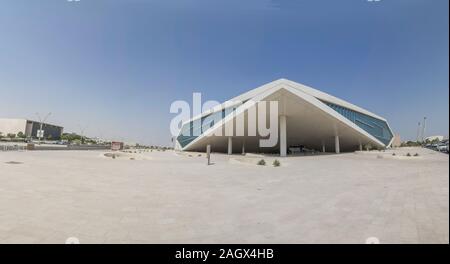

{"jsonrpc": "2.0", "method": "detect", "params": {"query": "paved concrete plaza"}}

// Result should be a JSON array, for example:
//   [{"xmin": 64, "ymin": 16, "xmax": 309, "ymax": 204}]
[{"xmin": 0, "ymin": 147, "xmax": 448, "ymax": 243}]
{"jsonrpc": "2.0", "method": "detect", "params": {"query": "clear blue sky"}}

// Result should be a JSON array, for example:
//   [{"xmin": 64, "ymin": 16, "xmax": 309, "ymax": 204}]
[{"xmin": 0, "ymin": 0, "xmax": 448, "ymax": 145}]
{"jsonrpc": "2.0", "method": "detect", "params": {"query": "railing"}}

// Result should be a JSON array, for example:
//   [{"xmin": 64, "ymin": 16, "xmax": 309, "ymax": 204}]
[{"xmin": 0, "ymin": 144, "xmax": 27, "ymax": 151}]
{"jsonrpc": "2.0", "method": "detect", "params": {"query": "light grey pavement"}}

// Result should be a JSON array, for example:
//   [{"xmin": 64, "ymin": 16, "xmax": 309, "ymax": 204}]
[{"xmin": 0, "ymin": 147, "xmax": 448, "ymax": 243}]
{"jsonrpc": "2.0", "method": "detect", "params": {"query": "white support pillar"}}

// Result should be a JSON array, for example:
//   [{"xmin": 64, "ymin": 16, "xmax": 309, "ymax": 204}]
[
  {"xmin": 206, "ymin": 144, "xmax": 211, "ymax": 165},
  {"xmin": 242, "ymin": 140, "xmax": 245, "ymax": 155},
  {"xmin": 280, "ymin": 115, "xmax": 287, "ymax": 157},
  {"xmin": 335, "ymin": 135, "xmax": 340, "ymax": 154},
  {"xmin": 227, "ymin": 137, "xmax": 232, "ymax": 155},
  {"xmin": 322, "ymin": 141, "xmax": 326, "ymax": 153},
  {"xmin": 359, "ymin": 142, "xmax": 363, "ymax": 151}
]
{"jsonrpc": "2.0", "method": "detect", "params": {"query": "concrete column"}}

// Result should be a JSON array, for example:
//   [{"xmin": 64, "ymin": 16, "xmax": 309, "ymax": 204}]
[
  {"xmin": 280, "ymin": 115, "xmax": 287, "ymax": 157},
  {"xmin": 322, "ymin": 141, "xmax": 326, "ymax": 153},
  {"xmin": 359, "ymin": 143, "xmax": 363, "ymax": 151},
  {"xmin": 335, "ymin": 135, "xmax": 340, "ymax": 154},
  {"xmin": 227, "ymin": 137, "xmax": 232, "ymax": 155},
  {"xmin": 242, "ymin": 140, "xmax": 245, "ymax": 154},
  {"xmin": 206, "ymin": 144, "xmax": 211, "ymax": 165}
]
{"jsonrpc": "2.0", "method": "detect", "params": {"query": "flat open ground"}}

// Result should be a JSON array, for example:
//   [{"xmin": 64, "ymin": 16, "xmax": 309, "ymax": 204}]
[{"xmin": 0, "ymin": 147, "xmax": 448, "ymax": 244}]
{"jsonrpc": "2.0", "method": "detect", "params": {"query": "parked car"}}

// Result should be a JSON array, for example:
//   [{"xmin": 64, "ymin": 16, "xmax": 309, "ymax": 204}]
[{"xmin": 436, "ymin": 143, "xmax": 448, "ymax": 153}]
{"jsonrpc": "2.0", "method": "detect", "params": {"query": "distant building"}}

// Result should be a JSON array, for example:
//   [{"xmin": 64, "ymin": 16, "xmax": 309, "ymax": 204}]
[
  {"xmin": 111, "ymin": 141, "xmax": 124, "ymax": 151},
  {"xmin": 425, "ymin": 135, "xmax": 444, "ymax": 142},
  {"xmin": 0, "ymin": 118, "xmax": 63, "ymax": 140},
  {"xmin": 391, "ymin": 134, "xmax": 402, "ymax": 147}
]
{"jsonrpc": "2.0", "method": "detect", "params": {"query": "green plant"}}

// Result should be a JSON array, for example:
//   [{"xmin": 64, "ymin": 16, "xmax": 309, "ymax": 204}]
[
  {"xmin": 61, "ymin": 133, "xmax": 82, "ymax": 142},
  {"xmin": 257, "ymin": 159, "xmax": 266, "ymax": 166},
  {"xmin": 406, "ymin": 153, "xmax": 411, "ymax": 157},
  {"xmin": 392, "ymin": 153, "xmax": 396, "ymax": 156},
  {"xmin": 17, "ymin": 131, "xmax": 25, "ymax": 138},
  {"xmin": 273, "ymin": 159, "xmax": 280, "ymax": 167},
  {"xmin": 414, "ymin": 153, "xmax": 419, "ymax": 157},
  {"xmin": 400, "ymin": 141, "xmax": 422, "ymax": 147}
]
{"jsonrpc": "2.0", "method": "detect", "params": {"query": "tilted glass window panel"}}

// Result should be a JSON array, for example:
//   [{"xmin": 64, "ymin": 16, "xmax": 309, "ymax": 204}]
[
  {"xmin": 321, "ymin": 100, "xmax": 393, "ymax": 145},
  {"xmin": 176, "ymin": 105, "xmax": 237, "ymax": 148}
]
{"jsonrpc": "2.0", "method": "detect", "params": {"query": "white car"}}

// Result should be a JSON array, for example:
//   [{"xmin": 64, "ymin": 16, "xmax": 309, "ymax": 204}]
[{"xmin": 436, "ymin": 143, "xmax": 448, "ymax": 153}]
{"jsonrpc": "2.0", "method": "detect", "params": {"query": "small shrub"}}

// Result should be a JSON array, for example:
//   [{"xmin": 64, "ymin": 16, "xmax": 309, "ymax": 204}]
[
  {"xmin": 392, "ymin": 153, "xmax": 396, "ymax": 156},
  {"xmin": 414, "ymin": 153, "xmax": 419, "ymax": 157},
  {"xmin": 112, "ymin": 154, "xmax": 116, "ymax": 159},
  {"xmin": 273, "ymin": 160, "xmax": 280, "ymax": 167},
  {"xmin": 257, "ymin": 159, "xmax": 266, "ymax": 166},
  {"xmin": 406, "ymin": 153, "xmax": 411, "ymax": 157}
]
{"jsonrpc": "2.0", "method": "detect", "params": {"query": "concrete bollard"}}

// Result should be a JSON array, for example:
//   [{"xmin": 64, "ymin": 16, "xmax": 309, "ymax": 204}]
[{"xmin": 206, "ymin": 144, "xmax": 211, "ymax": 165}]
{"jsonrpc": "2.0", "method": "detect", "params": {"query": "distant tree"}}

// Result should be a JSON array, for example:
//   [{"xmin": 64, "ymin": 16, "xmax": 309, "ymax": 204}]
[
  {"xmin": 0, "ymin": 132, "xmax": 3, "ymax": 138},
  {"xmin": 431, "ymin": 138, "xmax": 440, "ymax": 144},
  {"xmin": 400, "ymin": 141, "xmax": 421, "ymax": 147},
  {"xmin": 47, "ymin": 134, "xmax": 53, "ymax": 140},
  {"xmin": 85, "ymin": 138, "xmax": 97, "ymax": 145},
  {"xmin": 364, "ymin": 143, "xmax": 373, "ymax": 150},
  {"xmin": 61, "ymin": 133, "xmax": 82, "ymax": 142},
  {"xmin": 7, "ymin": 133, "xmax": 16, "ymax": 139},
  {"xmin": 17, "ymin": 131, "xmax": 25, "ymax": 138}
]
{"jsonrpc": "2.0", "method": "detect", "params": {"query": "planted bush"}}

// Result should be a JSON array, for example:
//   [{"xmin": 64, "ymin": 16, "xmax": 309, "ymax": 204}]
[
  {"xmin": 257, "ymin": 159, "xmax": 266, "ymax": 166},
  {"xmin": 414, "ymin": 153, "xmax": 419, "ymax": 157},
  {"xmin": 406, "ymin": 153, "xmax": 411, "ymax": 157},
  {"xmin": 273, "ymin": 160, "xmax": 281, "ymax": 167}
]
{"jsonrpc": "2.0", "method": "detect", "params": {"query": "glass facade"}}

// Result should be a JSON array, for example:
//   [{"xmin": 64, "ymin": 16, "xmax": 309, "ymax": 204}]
[
  {"xmin": 321, "ymin": 101, "xmax": 393, "ymax": 145},
  {"xmin": 177, "ymin": 106, "xmax": 236, "ymax": 148},
  {"xmin": 176, "ymin": 98, "xmax": 393, "ymax": 149},
  {"xmin": 28, "ymin": 121, "xmax": 63, "ymax": 140}
]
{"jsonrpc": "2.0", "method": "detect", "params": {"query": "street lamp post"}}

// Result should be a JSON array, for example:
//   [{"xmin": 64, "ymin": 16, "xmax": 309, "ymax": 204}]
[
  {"xmin": 78, "ymin": 124, "xmax": 88, "ymax": 145},
  {"xmin": 416, "ymin": 122, "xmax": 421, "ymax": 142},
  {"xmin": 35, "ymin": 112, "xmax": 51, "ymax": 145},
  {"xmin": 421, "ymin": 117, "xmax": 427, "ymax": 143}
]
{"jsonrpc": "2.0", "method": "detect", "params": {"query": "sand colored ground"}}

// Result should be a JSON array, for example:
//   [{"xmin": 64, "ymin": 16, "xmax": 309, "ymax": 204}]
[{"xmin": 0, "ymin": 147, "xmax": 448, "ymax": 243}]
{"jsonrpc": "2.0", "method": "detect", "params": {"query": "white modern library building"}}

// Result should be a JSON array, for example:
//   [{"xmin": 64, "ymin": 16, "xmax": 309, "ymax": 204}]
[{"xmin": 174, "ymin": 79, "xmax": 394, "ymax": 156}]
